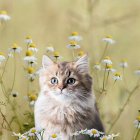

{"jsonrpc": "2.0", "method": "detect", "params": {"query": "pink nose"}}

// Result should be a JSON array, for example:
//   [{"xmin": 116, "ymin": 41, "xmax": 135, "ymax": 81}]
[{"xmin": 58, "ymin": 85, "xmax": 64, "ymax": 91}]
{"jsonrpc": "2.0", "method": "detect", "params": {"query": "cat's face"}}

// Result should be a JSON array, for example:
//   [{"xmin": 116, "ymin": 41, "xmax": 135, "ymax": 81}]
[{"xmin": 39, "ymin": 55, "xmax": 92, "ymax": 102}]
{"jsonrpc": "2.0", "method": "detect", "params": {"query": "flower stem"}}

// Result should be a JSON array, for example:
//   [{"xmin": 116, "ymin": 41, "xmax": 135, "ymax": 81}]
[
  {"xmin": 107, "ymin": 84, "xmax": 140, "ymax": 133},
  {"xmin": 134, "ymin": 129, "xmax": 140, "ymax": 140},
  {"xmin": 99, "ymin": 42, "xmax": 109, "ymax": 62}
]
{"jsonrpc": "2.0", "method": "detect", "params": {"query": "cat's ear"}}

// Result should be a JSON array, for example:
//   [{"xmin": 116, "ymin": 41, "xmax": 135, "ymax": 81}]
[
  {"xmin": 75, "ymin": 54, "xmax": 89, "ymax": 74},
  {"xmin": 42, "ymin": 55, "xmax": 54, "ymax": 69}
]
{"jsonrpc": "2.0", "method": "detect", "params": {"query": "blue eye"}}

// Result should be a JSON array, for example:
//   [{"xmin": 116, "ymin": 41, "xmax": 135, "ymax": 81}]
[
  {"xmin": 67, "ymin": 78, "xmax": 76, "ymax": 85},
  {"xmin": 51, "ymin": 77, "xmax": 58, "ymax": 84}
]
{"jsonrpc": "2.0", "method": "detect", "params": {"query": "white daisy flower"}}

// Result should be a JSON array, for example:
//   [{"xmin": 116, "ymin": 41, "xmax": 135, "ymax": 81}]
[
  {"xmin": 24, "ymin": 56, "xmax": 37, "ymax": 64},
  {"xmin": 29, "ymin": 100, "xmax": 36, "ymax": 107},
  {"xmin": 0, "ymin": 52, "xmax": 6, "ymax": 63},
  {"xmin": 104, "ymin": 64, "xmax": 116, "ymax": 73},
  {"xmin": 28, "ymin": 127, "xmax": 38, "ymax": 136},
  {"xmin": 134, "ymin": 69, "xmax": 140, "ymax": 76},
  {"xmin": 67, "ymin": 41, "xmax": 80, "ymax": 49},
  {"xmin": 25, "ymin": 36, "xmax": 33, "ymax": 44},
  {"xmin": 94, "ymin": 63, "xmax": 101, "ymax": 71},
  {"xmin": 51, "ymin": 51, "xmax": 63, "ymax": 60},
  {"xmin": 68, "ymin": 32, "xmax": 82, "ymax": 41},
  {"xmin": 24, "ymin": 50, "xmax": 37, "ymax": 64},
  {"xmin": 134, "ymin": 116, "xmax": 140, "ymax": 129},
  {"xmin": 49, "ymin": 134, "xmax": 60, "ymax": 140},
  {"xmin": 46, "ymin": 46, "xmax": 54, "ymax": 52},
  {"xmin": 113, "ymin": 72, "xmax": 122, "ymax": 81},
  {"xmin": 28, "ymin": 73, "xmax": 38, "ymax": 81},
  {"xmin": 87, "ymin": 129, "xmax": 100, "ymax": 137},
  {"xmin": 9, "ymin": 43, "xmax": 22, "ymax": 54},
  {"xmin": 0, "ymin": 11, "xmax": 11, "ymax": 21},
  {"xmin": 13, "ymin": 132, "xmax": 28, "ymax": 140},
  {"xmin": 100, "ymin": 135, "xmax": 109, "ymax": 140},
  {"xmin": 28, "ymin": 43, "xmax": 38, "ymax": 52},
  {"xmin": 102, "ymin": 56, "xmax": 112, "ymax": 65},
  {"xmin": 119, "ymin": 59, "xmax": 128, "ymax": 68},
  {"xmin": 102, "ymin": 36, "xmax": 115, "ymax": 44},
  {"xmin": 107, "ymin": 133, "xmax": 120, "ymax": 140}
]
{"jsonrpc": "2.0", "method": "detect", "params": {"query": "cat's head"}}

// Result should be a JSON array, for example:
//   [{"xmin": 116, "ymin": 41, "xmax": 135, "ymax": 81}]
[{"xmin": 39, "ymin": 55, "xmax": 92, "ymax": 102}]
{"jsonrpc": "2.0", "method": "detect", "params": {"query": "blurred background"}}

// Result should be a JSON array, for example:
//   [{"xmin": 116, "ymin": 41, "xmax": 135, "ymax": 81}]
[{"xmin": 0, "ymin": 0, "xmax": 140, "ymax": 140}]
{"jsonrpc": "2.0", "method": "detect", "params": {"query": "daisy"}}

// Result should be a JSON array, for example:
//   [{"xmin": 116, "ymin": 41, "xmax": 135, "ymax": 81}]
[
  {"xmin": 102, "ymin": 56, "xmax": 112, "ymax": 65},
  {"xmin": 28, "ymin": 43, "xmax": 38, "ymax": 52},
  {"xmin": 105, "ymin": 64, "xmax": 116, "ymax": 73},
  {"xmin": 67, "ymin": 41, "xmax": 80, "ymax": 49},
  {"xmin": 28, "ymin": 127, "xmax": 37, "ymax": 136},
  {"xmin": 87, "ymin": 129, "xmax": 100, "ymax": 137},
  {"xmin": 25, "ymin": 36, "xmax": 33, "ymax": 44},
  {"xmin": 29, "ymin": 100, "xmax": 36, "ymax": 107},
  {"xmin": 134, "ymin": 69, "xmax": 140, "ymax": 76},
  {"xmin": 46, "ymin": 45, "xmax": 54, "ymax": 52},
  {"xmin": 49, "ymin": 134, "xmax": 60, "ymax": 140},
  {"xmin": 27, "ymin": 67, "xmax": 35, "ymax": 74},
  {"xmin": 119, "ymin": 59, "xmax": 128, "ymax": 68},
  {"xmin": 24, "ymin": 50, "xmax": 37, "ymax": 65},
  {"xmin": 100, "ymin": 135, "xmax": 109, "ymax": 140},
  {"xmin": 0, "ymin": 10, "xmax": 11, "ymax": 21},
  {"xmin": 51, "ymin": 51, "xmax": 63, "ymax": 60},
  {"xmin": 107, "ymin": 133, "xmax": 120, "ymax": 140},
  {"xmin": 113, "ymin": 72, "xmax": 122, "ymax": 81},
  {"xmin": 9, "ymin": 43, "xmax": 22, "ymax": 53},
  {"xmin": 0, "ymin": 52, "xmax": 6, "ymax": 63},
  {"xmin": 28, "ymin": 73, "xmax": 38, "ymax": 81},
  {"xmin": 102, "ymin": 35, "xmax": 115, "ymax": 44},
  {"xmin": 134, "ymin": 115, "xmax": 140, "ymax": 129},
  {"xmin": 68, "ymin": 32, "xmax": 82, "ymax": 41},
  {"xmin": 94, "ymin": 63, "xmax": 101, "ymax": 71}
]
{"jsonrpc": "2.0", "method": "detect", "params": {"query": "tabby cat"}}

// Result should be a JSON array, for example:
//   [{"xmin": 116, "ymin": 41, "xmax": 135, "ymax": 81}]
[{"xmin": 35, "ymin": 55, "xmax": 104, "ymax": 140}]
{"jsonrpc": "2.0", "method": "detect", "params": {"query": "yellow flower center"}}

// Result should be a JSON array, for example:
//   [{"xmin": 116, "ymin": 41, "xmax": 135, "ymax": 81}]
[
  {"xmin": 92, "ymin": 130, "xmax": 97, "ymax": 134},
  {"xmin": 106, "ymin": 35, "xmax": 112, "ymax": 38},
  {"xmin": 29, "ymin": 94, "xmax": 37, "ymax": 101},
  {"xmin": 27, "ymin": 67, "xmax": 35, "ymax": 74},
  {"xmin": 104, "ymin": 56, "xmax": 110, "ymax": 60},
  {"xmin": 102, "ymin": 137, "xmax": 107, "ymax": 140},
  {"xmin": 136, "ymin": 116, "xmax": 140, "ymax": 121},
  {"xmin": 31, "ymin": 129, "xmax": 36, "ymax": 133},
  {"xmin": 95, "ymin": 62, "xmax": 100, "ymax": 65},
  {"xmin": 26, "ymin": 35, "xmax": 32, "ymax": 39},
  {"xmin": 106, "ymin": 64, "xmax": 112, "ymax": 69},
  {"xmin": 70, "ymin": 41, "xmax": 77, "ymax": 46},
  {"xmin": 0, "ymin": 10, "xmax": 7, "ymax": 15},
  {"xmin": 114, "ymin": 72, "xmax": 121, "ymax": 77},
  {"xmin": 51, "ymin": 134, "xmax": 57, "ymax": 138},
  {"xmin": 22, "ymin": 138, "xmax": 27, "ymax": 140},
  {"xmin": 26, "ymin": 50, "xmax": 33, "ymax": 56},
  {"xmin": 121, "ymin": 59, "xmax": 127, "ymax": 63},
  {"xmin": 0, "ymin": 52, "xmax": 4, "ymax": 56},
  {"xmin": 78, "ymin": 51, "xmax": 84, "ymax": 56},
  {"xmin": 12, "ymin": 43, "xmax": 19, "ymax": 49},
  {"xmin": 29, "ymin": 43, "xmax": 36, "ymax": 48},
  {"xmin": 53, "ymin": 51, "xmax": 60, "ymax": 57},
  {"xmin": 71, "ymin": 32, "xmax": 78, "ymax": 36}
]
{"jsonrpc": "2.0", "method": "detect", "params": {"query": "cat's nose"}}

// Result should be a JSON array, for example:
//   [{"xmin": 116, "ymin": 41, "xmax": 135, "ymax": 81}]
[{"xmin": 58, "ymin": 85, "xmax": 66, "ymax": 91}]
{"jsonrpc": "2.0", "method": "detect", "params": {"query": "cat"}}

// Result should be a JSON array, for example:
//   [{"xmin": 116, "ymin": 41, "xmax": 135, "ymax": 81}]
[{"xmin": 34, "ymin": 55, "xmax": 104, "ymax": 140}]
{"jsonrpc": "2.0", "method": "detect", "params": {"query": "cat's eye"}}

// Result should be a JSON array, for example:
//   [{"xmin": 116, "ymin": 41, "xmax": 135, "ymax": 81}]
[
  {"xmin": 67, "ymin": 78, "xmax": 76, "ymax": 85},
  {"xmin": 51, "ymin": 77, "xmax": 58, "ymax": 84}
]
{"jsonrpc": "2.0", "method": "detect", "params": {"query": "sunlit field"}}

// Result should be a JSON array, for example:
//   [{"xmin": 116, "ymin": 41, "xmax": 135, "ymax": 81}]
[{"xmin": 0, "ymin": 0, "xmax": 140, "ymax": 140}]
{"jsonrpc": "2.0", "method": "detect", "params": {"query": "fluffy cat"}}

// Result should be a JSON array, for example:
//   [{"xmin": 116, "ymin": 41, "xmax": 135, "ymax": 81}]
[{"xmin": 35, "ymin": 55, "xmax": 104, "ymax": 140}]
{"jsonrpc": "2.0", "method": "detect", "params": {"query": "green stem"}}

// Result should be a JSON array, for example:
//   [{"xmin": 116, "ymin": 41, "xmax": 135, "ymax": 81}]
[
  {"xmin": 0, "ymin": 56, "xmax": 9, "ymax": 80},
  {"xmin": 11, "ymin": 54, "xmax": 16, "ymax": 92},
  {"xmin": 99, "ymin": 42, "xmax": 109, "ymax": 62},
  {"xmin": 107, "ymin": 84, "xmax": 140, "ymax": 133},
  {"xmin": 102, "ymin": 64, "xmax": 107, "ymax": 91},
  {"xmin": 134, "ymin": 129, "xmax": 140, "ymax": 140}
]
